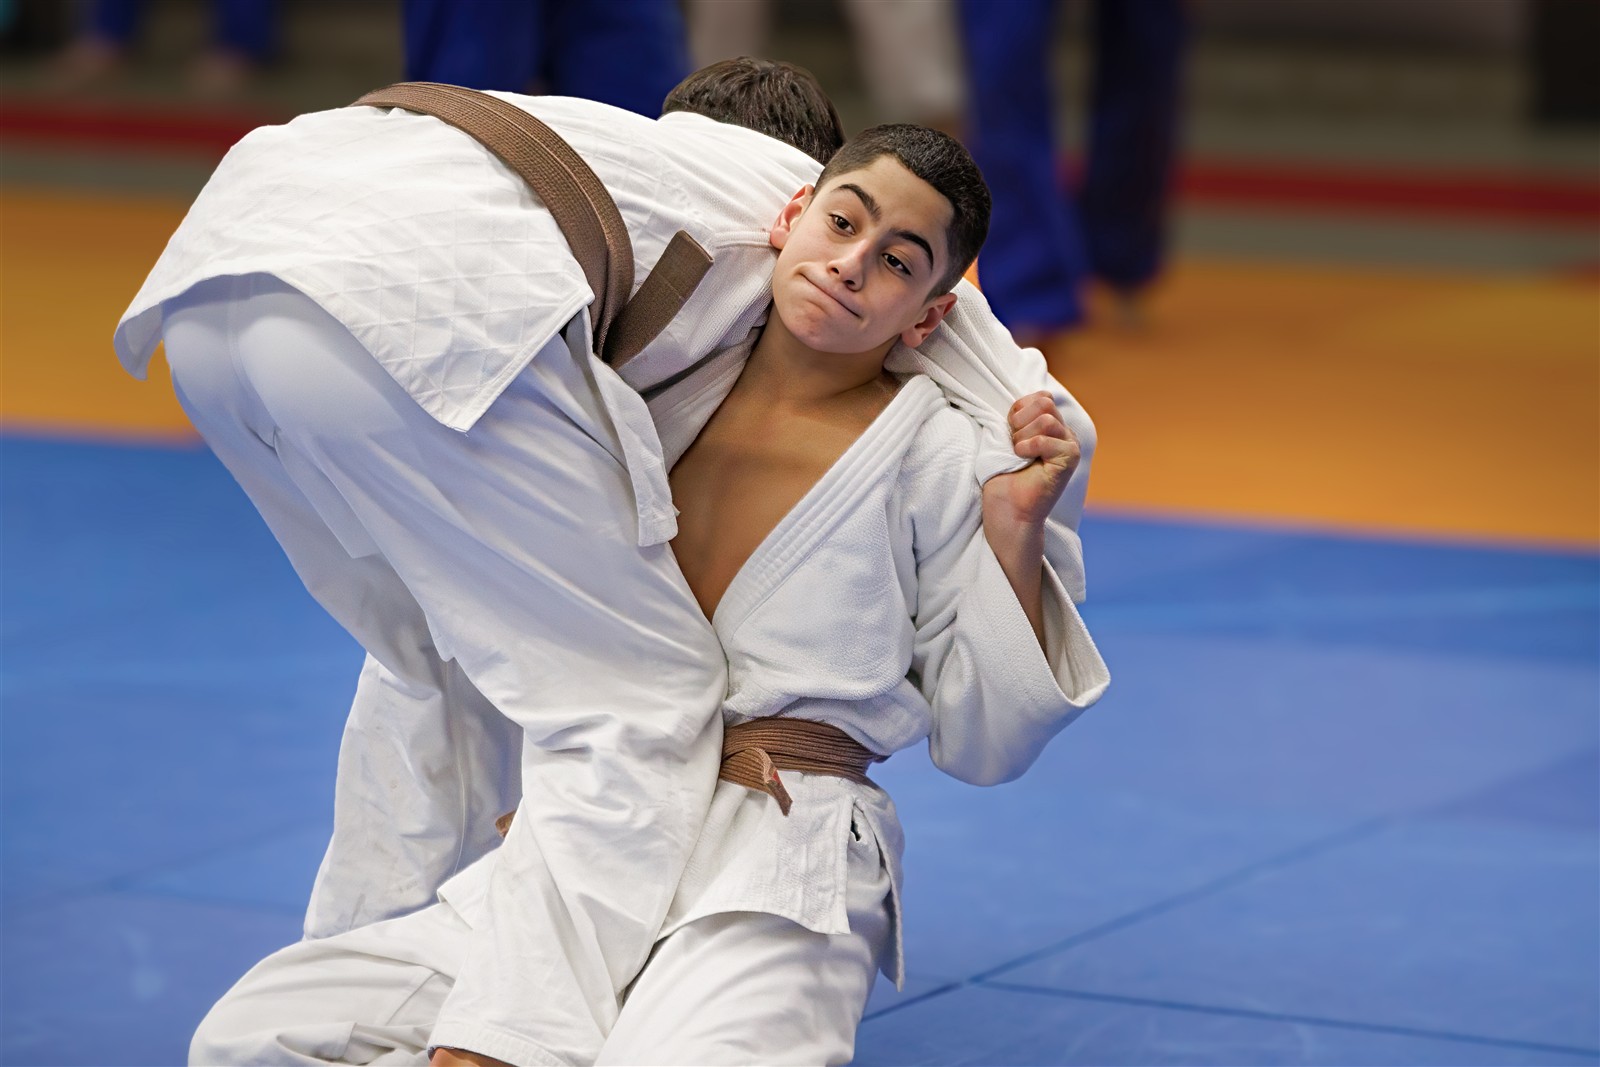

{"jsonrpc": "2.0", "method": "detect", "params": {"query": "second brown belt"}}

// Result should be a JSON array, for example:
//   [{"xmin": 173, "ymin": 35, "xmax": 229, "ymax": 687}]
[
  {"xmin": 720, "ymin": 717, "xmax": 884, "ymax": 816},
  {"xmin": 498, "ymin": 717, "xmax": 883, "ymax": 838}
]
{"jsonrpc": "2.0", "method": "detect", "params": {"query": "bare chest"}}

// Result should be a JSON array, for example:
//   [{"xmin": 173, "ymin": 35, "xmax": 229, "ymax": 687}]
[{"xmin": 669, "ymin": 398, "xmax": 887, "ymax": 621}]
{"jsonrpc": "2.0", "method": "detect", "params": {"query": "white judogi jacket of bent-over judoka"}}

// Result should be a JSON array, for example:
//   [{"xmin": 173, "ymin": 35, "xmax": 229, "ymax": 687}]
[
  {"xmin": 111, "ymin": 95, "xmax": 833, "ymax": 1065},
  {"xmin": 114, "ymin": 93, "xmax": 822, "ymax": 548}
]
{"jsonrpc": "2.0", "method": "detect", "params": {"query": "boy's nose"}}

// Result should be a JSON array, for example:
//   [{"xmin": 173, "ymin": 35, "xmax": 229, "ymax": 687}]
[{"xmin": 829, "ymin": 243, "xmax": 868, "ymax": 288}]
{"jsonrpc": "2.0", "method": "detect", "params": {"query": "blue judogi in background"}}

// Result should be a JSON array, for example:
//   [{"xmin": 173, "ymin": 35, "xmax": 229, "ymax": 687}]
[
  {"xmin": 87, "ymin": 0, "xmax": 275, "ymax": 60},
  {"xmin": 404, "ymin": 0, "xmax": 689, "ymax": 117},
  {"xmin": 960, "ymin": 0, "xmax": 1187, "ymax": 333}
]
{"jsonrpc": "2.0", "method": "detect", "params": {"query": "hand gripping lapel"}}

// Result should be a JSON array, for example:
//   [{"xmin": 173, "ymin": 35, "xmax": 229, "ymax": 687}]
[{"xmin": 352, "ymin": 82, "xmax": 712, "ymax": 370}]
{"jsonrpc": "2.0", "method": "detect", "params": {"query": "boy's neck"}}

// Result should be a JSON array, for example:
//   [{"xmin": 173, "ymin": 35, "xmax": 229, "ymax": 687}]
[{"xmin": 739, "ymin": 312, "xmax": 897, "ymax": 408}]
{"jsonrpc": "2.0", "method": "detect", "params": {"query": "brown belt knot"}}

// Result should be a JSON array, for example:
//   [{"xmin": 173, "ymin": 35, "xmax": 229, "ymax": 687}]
[{"xmin": 719, "ymin": 717, "xmax": 883, "ymax": 816}]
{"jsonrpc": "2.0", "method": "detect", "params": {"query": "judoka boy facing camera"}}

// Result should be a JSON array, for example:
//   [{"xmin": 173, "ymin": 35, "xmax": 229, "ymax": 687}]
[{"xmin": 192, "ymin": 125, "xmax": 1108, "ymax": 1067}]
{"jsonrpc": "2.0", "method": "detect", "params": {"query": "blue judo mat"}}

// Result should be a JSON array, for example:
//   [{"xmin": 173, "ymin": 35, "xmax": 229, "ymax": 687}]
[{"xmin": 2, "ymin": 435, "xmax": 1596, "ymax": 1066}]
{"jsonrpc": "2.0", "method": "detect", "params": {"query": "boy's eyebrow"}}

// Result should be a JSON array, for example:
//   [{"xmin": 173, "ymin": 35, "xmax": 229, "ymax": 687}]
[{"xmin": 834, "ymin": 182, "xmax": 936, "ymax": 270}]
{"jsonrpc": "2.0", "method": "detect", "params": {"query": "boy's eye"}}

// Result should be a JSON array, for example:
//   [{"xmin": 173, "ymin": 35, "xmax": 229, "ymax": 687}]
[
  {"xmin": 884, "ymin": 253, "xmax": 909, "ymax": 275},
  {"xmin": 829, "ymin": 214, "xmax": 852, "ymax": 233}
]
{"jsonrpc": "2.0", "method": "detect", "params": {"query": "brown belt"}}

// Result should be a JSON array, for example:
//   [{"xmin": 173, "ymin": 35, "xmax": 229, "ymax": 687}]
[
  {"xmin": 497, "ymin": 718, "xmax": 882, "ymax": 837},
  {"xmin": 351, "ymin": 81, "xmax": 712, "ymax": 370},
  {"xmin": 720, "ymin": 717, "xmax": 883, "ymax": 816}
]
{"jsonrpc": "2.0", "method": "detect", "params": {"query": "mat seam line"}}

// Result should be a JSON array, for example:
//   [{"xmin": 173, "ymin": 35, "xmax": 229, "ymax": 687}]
[
  {"xmin": 3, "ymin": 816, "xmax": 326, "ymax": 919},
  {"xmin": 979, "ymin": 980, "xmax": 1600, "ymax": 1059},
  {"xmin": 862, "ymin": 814, "xmax": 1393, "ymax": 1022}
]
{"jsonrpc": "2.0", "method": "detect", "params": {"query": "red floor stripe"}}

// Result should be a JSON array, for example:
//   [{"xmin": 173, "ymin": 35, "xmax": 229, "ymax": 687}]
[
  {"xmin": 1178, "ymin": 159, "xmax": 1600, "ymax": 226},
  {"xmin": 0, "ymin": 99, "xmax": 285, "ymax": 157},
  {"xmin": 4, "ymin": 96, "xmax": 1597, "ymax": 226}
]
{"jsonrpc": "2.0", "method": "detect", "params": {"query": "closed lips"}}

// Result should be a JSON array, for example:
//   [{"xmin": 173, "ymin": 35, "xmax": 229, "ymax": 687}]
[{"xmin": 804, "ymin": 273, "xmax": 858, "ymax": 317}]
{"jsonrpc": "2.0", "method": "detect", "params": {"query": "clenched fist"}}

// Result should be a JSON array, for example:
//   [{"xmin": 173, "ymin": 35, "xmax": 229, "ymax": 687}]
[{"xmin": 981, "ymin": 391, "xmax": 1081, "ymax": 528}]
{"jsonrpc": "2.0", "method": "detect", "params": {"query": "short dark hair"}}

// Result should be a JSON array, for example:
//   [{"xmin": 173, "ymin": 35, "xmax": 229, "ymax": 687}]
[
  {"xmin": 815, "ymin": 124, "xmax": 991, "ymax": 295},
  {"xmin": 662, "ymin": 58, "xmax": 845, "ymax": 164}
]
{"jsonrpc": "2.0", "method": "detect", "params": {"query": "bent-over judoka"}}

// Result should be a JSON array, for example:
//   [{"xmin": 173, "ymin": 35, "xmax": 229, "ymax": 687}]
[{"xmin": 120, "ymin": 61, "xmax": 846, "ymax": 1066}]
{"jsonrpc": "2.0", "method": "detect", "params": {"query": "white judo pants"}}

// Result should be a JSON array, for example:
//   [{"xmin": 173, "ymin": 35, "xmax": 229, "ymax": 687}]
[
  {"xmin": 161, "ymin": 274, "xmax": 726, "ymax": 1065},
  {"xmin": 188, "ymin": 803, "xmax": 892, "ymax": 1066}
]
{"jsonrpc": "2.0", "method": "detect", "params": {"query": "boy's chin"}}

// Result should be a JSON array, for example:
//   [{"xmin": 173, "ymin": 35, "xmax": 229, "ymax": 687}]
[
  {"xmin": 773, "ymin": 306, "xmax": 901, "ymax": 356},
  {"xmin": 780, "ymin": 319, "xmax": 849, "ymax": 354},
  {"xmin": 790, "ymin": 322, "xmax": 900, "ymax": 357},
  {"xmin": 809, "ymin": 334, "xmax": 898, "ymax": 357}
]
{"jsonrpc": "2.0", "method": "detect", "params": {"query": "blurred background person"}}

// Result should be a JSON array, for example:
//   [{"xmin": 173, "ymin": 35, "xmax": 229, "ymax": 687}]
[
  {"xmin": 404, "ymin": 0, "xmax": 688, "ymax": 115},
  {"xmin": 959, "ymin": 0, "xmax": 1188, "ymax": 348},
  {"xmin": 687, "ymin": 0, "xmax": 966, "ymax": 135},
  {"xmin": 51, "ymin": 0, "xmax": 276, "ymax": 95}
]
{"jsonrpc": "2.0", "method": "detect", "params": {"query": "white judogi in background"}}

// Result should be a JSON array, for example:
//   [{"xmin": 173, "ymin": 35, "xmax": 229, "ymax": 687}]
[{"xmin": 187, "ymin": 368, "xmax": 1108, "ymax": 1065}]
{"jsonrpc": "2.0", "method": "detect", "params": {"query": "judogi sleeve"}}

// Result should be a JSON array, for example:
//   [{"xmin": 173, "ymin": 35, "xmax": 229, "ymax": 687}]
[{"xmin": 901, "ymin": 407, "xmax": 1111, "ymax": 786}]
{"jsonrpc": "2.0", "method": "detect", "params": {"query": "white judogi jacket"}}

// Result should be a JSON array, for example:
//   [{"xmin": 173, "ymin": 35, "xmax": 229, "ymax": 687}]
[
  {"xmin": 440, "ymin": 366, "xmax": 1109, "ymax": 990},
  {"xmin": 657, "ymin": 356, "xmax": 1108, "ymax": 985}
]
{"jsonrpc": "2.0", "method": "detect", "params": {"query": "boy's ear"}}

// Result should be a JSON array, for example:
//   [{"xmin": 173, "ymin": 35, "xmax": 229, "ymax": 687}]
[
  {"xmin": 768, "ymin": 185, "xmax": 813, "ymax": 251},
  {"xmin": 899, "ymin": 291, "xmax": 958, "ymax": 348}
]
